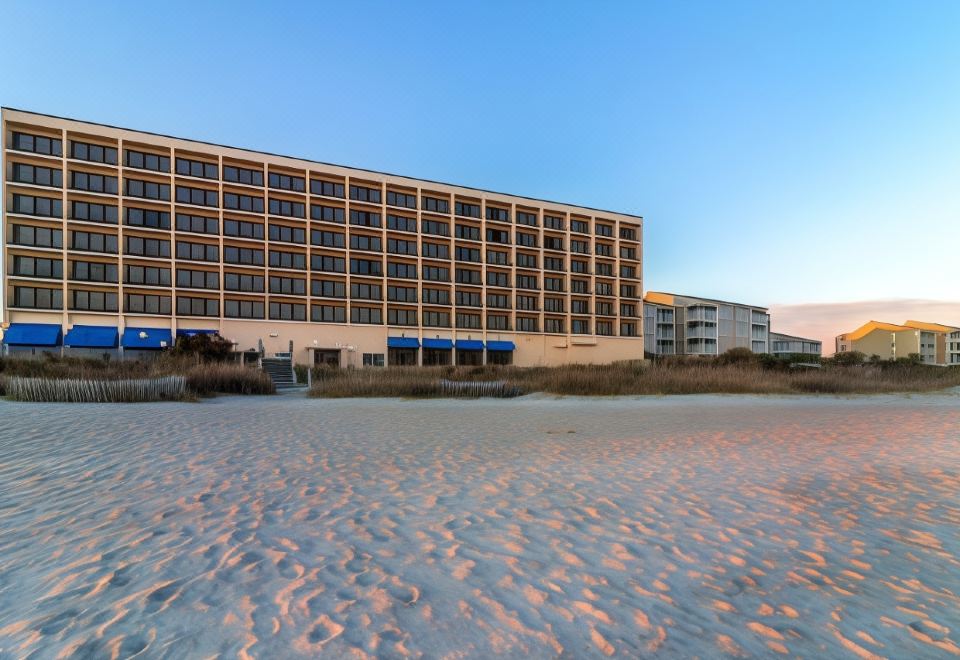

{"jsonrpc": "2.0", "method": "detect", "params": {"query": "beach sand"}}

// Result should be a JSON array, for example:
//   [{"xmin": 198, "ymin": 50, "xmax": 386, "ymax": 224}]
[{"xmin": 1, "ymin": 392, "xmax": 958, "ymax": 657}]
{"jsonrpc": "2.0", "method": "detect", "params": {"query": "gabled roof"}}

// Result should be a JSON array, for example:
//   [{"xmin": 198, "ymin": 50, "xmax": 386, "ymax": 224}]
[
  {"xmin": 845, "ymin": 321, "xmax": 911, "ymax": 341},
  {"xmin": 903, "ymin": 320, "xmax": 959, "ymax": 333}
]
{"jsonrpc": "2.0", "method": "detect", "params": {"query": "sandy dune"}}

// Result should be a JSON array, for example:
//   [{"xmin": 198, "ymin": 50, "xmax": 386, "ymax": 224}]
[{"xmin": 1, "ymin": 393, "xmax": 959, "ymax": 657}]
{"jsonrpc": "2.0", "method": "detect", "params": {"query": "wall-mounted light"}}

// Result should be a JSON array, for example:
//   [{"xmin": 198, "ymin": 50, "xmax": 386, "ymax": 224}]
[{"xmin": 269, "ymin": 332, "xmax": 279, "ymax": 338}]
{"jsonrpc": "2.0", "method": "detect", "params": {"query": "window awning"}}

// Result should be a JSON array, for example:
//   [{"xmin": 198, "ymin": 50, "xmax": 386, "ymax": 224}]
[
  {"xmin": 122, "ymin": 327, "xmax": 173, "ymax": 349},
  {"xmin": 176, "ymin": 329, "xmax": 219, "ymax": 338},
  {"xmin": 456, "ymin": 340, "xmax": 484, "ymax": 351},
  {"xmin": 2, "ymin": 323, "xmax": 62, "ymax": 347},
  {"xmin": 422, "ymin": 338, "xmax": 453, "ymax": 350},
  {"xmin": 64, "ymin": 325, "xmax": 118, "ymax": 348},
  {"xmin": 486, "ymin": 340, "xmax": 516, "ymax": 352},
  {"xmin": 387, "ymin": 337, "xmax": 420, "ymax": 349}
]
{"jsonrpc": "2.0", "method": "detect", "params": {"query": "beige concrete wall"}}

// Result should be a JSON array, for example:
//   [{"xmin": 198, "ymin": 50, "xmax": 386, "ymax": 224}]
[{"xmin": 850, "ymin": 330, "xmax": 896, "ymax": 359}]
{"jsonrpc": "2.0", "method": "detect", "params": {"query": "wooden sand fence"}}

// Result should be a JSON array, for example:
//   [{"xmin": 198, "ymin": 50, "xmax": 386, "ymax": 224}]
[
  {"xmin": 5, "ymin": 375, "xmax": 188, "ymax": 403},
  {"xmin": 438, "ymin": 379, "xmax": 522, "ymax": 398}
]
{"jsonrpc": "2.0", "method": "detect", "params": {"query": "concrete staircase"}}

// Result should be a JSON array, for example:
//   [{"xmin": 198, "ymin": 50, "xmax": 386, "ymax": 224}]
[{"xmin": 259, "ymin": 357, "xmax": 302, "ymax": 390}]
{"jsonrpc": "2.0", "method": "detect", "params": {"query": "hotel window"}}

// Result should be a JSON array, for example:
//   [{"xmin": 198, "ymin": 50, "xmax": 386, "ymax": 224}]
[
  {"xmin": 311, "ymin": 230, "xmax": 345, "ymax": 248},
  {"xmin": 10, "ymin": 163, "xmax": 62, "ymax": 187},
  {"xmin": 70, "ymin": 289, "xmax": 118, "ymax": 312},
  {"xmin": 71, "ymin": 260, "xmax": 118, "ymax": 283},
  {"xmin": 351, "ymin": 258, "xmax": 383, "ymax": 276},
  {"xmin": 422, "ymin": 310, "xmax": 450, "ymax": 327},
  {"xmin": 455, "ymin": 268, "xmax": 481, "ymax": 285},
  {"xmin": 125, "ymin": 264, "xmax": 170, "ymax": 287},
  {"xmin": 487, "ymin": 293, "xmax": 510, "ymax": 309},
  {"xmin": 517, "ymin": 253, "xmax": 538, "ymax": 269},
  {"xmin": 386, "ymin": 191, "xmax": 417, "ymax": 209},
  {"xmin": 388, "ymin": 308, "xmax": 418, "ymax": 326},
  {"xmin": 596, "ymin": 320, "xmax": 613, "ymax": 336},
  {"xmin": 226, "ymin": 299, "xmax": 265, "ymax": 319},
  {"xmin": 544, "ymin": 276, "xmax": 565, "ymax": 292},
  {"xmin": 312, "ymin": 304, "xmax": 346, "ymax": 323},
  {"xmin": 350, "ymin": 234, "xmax": 382, "ymax": 252},
  {"xmin": 362, "ymin": 353, "xmax": 385, "ymax": 367},
  {"xmin": 388, "ymin": 238, "xmax": 417, "ymax": 255},
  {"xmin": 126, "ymin": 207, "xmax": 170, "ymax": 230},
  {"xmin": 596, "ymin": 282, "xmax": 614, "ymax": 296},
  {"xmin": 176, "ymin": 157, "xmax": 218, "ymax": 179},
  {"xmin": 516, "ymin": 232, "xmax": 537, "ymax": 248},
  {"xmin": 457, "ymin": 312, "xmax": 482, "ymax": 329},
  {"xmin": 544, "ymin": 236, "xmax": 564, "ymax": 251},
  {"xmin": 422, "ymin": 288, "xmax": 450, "ymax": 305},
  {"xmin": 571, "ymin": 219, "xmax": 589, "ymax": 234},
  {"xmin": 176, "ymin": 185, "xmax": 219, "ymax": 207},
  {"xmin": 486, "ymin": 249, "xmax": 508, "ymax": 265},
  {"xmin": 349, "ymin": 185, "xmax": 381, "ymax": 203},
  {"xmin": 544, "ymin": 256, "xmax": 563, "ymax": 271},
  {"xmin": 571, "ymin": 239, "xmax": 589, "ymax": 254},
  {"xmin": 175, "ymin": 240, "xmax": 217, "ymax": 262},
  {"xmin": 544, "ymin": 214, "xmax": 564, "ymax": 230},
  {"xmin": 310, "ymin": 179, "xmax": 344, "ymax": 197},
  {"xmin": 350, "ymin": 306, "xmax": 383, "ymax": 324},
  {"xmin": 176, "ymin": 269, "xmax": 219, "ymax": 290},
  {"xmin": 620, "ymin": 283, "xmax": 638, "ymax": 298},
  {"xmin": 421, "ymin": 242, "xmax": 449, "ymax": 260},
  {"xmin": 595, "ymin": 243, "xmax": 612, "ymax": 257},
  {"xmin": 224, "ymin": 272, "xmax": 265, "ymax": 292},
  {"xmin": 269, "ymin": 198, "xmax": 306, "ymax": 218},
  {"xmin": 224, "ymin": 246, "xmax": 265, "ymax": 266},
  {"xmin": 350, "ymin": 282, "xmax": 382, "ymax": 300},
  {"xmin": 269, "ymin": 224, "xmax": 307, "ymax": 244},
  {"xmin": 544, "ymin": 297, "xmax": 564, "ymax": 313},
  {"xmin": 422, "ymin": 219, "xmax": 450, "ymax": 236},
  {"xmin": 620, "ymin": 321, "xmax": 638, "ymax": 337},
  {"xmin": 311, "ymin": 204, "xmax": 345, "ymax": 223},
  {"xmin": 127, "ymin": 235, "xmax": 172, "ymax": 258},
  {"xmin": 13, "ymin": 286, "xmax": 62, "ymax": 309},
  {"xmin": 620, "ymin": 303, "xmax": 638, "ymax": 317},
  {"xmin": 486, "ymin": 206, "xmax": 509, "ymax": 222},
  {"xmin": 223, "ymin": 192, "xmax": 265, "ymax": 213},
  {"xmin": 72, "ymin": 231, "xmax": 118, "ymax": 254},
  {"xmin": 455, "ymin": 246, "xmax": 481, "ymax": 262},
  {"xmin": 70, "ymin": 142, "xmax": 117, "ymax": 165},
  {"xmin": 572, "ymin": 319, "xmax": 591, "ymax": 335},
  {"xmin": 350, "ymin": 210, "xmax": 381, "ymax": 227},
  {"xmin": 545, "ymin": 318, "xmax": 565, "ymax": 334},
  {"xmin": 125, "ymin": 149, "xmax": 170, "ymax": 173},
  {"xmin": 223, "ymin": 165, "xmax": 264, "ymax": 187},
  {"xmin": 71, "ymin": 201, "xmax": 118, "ymax": 224},
  {"xmin": 485, "ymin": 227, "xmax": 509, "ymax": 244},
  {"xmin": 619, "ymin": 226, "xmax": 637, "ymax": 240},
  {"xmin": 387, "ymin": 261, "xmax": 418, "ymax": 279},
  {"xmin": 571, "ymin": 299, "xmax": 589, "ymax": 315},
  {"xmin": 388, "ymin": 286, "xmax": 417, "ymax": 303},
  {"xmin": 517, "ymin": 317, "xmax": 539, "ymax": 332},
  {"xmin": 487, "ymin": 314, "xmax": 509, "ymax": 330},
  {"xmin": 12, "ymin": 255, "xmax": 62, "ymax": 279},
  {"xmin": 456, "ymin": 289, "xmax": 482, "ymax": 307},
  {"xmin": 595, "ymin": 223, "xmax": 613, "ymax": 237},
  {"xmin": 456, "ymin": 224, "xmax": 481, "ymax": 241},
  {"xmin": 455, "ymin": 201, "xmax": 481, "ymax": 218},
  {"xmin": 487, "ymin": 271, "xmax": 509, "ymax": 287},
  {"xmin": 124, "ymin": 293, "xmax": 171, "ymax": 315},
  {"xmin": 571, "ymin": 279, "xmax": 589, "ymax": 294},
  {"xmin": 571, "ymin": 260, "xmax": 588, "ymax": 274},
  {"xmin": 596, "ymin": 262, "xmax": 613, "ymax": 276},
  {"xmin": 517, "ymin": 294, "xmax": 539, "ymax": 311},
  {"xmin": 177, "ymin": 296, "xmax": 220, "ymax": 317},
  {"xmin": 269, "ymin": 301, "xmax": 307, "ymax": 321},
  {"xmin": 422, "ymin": 265, "xmax": 449, "ymax": 282},
  {"xmin": 516, "ymin": 211, "xmax": 538, "ymax": 227},
  {"xmin": 270, "ymin": 250, "xmax": 307, "ymax": 270},
  {"xmin": 516, "ymin": 274, "xmax": 539, "ymax": 290},
  {"xmin": 268, "ymin": 172, "xmax": 306, "ymax": 193},
  {"xmin": 596, "ymin": 301, "xmax": 613, "ymax": 316},
  {"xmin": 125, "ymin": 178, "xmax": 170, "ymax": 201},
  {"xmin": 620, "ymin": 264, "xmax": 637, "ymax": 278},
  {"xmin": 12, "ymin": 224, "xmax": 62, "ymax": 248},
  {"xmin": 12, "ymin": 132, "xmax": 62, "ymax": 156},
  {"xmin": 422, "ymin": 196, "xmax": 449, "ymax": 214},
  {"xmin": 620, "ymin": 246, "xmax": 637, "ymax": 260},
  {"xmin": 311, "ymin": 255, "xmax": 345, "ymax": 273},
  {"xmin": 11, "ymin": 193, "xmax": 62, "ymax": 218},
  {"xmin": 387, "ymin": 214, "xmax": 417, "ymax": 232},
  {"xmin": 224, "ymin": 218, "xmax": 265, "ymax": 240},
  {"xmin": 176, "ymin": 213, "xmax": 218, "ymax": 234}
]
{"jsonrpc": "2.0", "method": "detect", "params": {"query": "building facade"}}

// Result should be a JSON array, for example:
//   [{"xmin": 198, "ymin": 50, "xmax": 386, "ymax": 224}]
[
  {"xmin": 835, "ymin": 320, "xmax": 957, "ymax": 365},
  {"xmin": 949, "ymin": 329, "xmax": 960, "ymax": 365},
  {"xmin": 769, "ymin": 332, "xmax": 822, "ymax": 357},
  {"xmin": 1, "ymin": 109, "xmax": 644, "ymax": 367},
  {"xmin": 643, "ymin": 292, "xmax": 769, "ymax": 357}
]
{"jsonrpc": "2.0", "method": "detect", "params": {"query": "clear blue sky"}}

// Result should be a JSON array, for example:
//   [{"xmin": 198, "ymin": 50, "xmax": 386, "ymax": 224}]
[{"xmin": 2, "ymin": 1, "xmax": 958, "ymax": 307}]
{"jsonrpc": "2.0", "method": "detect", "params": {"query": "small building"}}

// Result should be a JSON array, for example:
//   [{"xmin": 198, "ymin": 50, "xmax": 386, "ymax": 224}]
[
  {"xmin": 770, "ymin": 332, "xmax": 822, "ymax": 357},
  {"xmin": 644, "ymin": 292, "xmax": 769, "ymax": 357},
  {"xmin": 835, "ymin": 320, "xmax": 957, "ymax": 365}
]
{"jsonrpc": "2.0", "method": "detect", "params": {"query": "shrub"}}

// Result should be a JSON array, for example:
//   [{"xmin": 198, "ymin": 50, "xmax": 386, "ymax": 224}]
[
  {"xmin": 831, "ymin": 351, "xmax": 866, "ymax": 366},
  {"xmin": 171, "ymin": 333, "xmax": 235, "ymax": 362},
  {"xmin": 185, "ymin": 364, "xmax": 276, "ymax": 396}
]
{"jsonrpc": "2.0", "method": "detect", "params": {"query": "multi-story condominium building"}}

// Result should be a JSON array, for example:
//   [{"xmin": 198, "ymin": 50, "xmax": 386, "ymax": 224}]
[
  {"xmin": 1, "ymin": 108, "xmax": 644, "ymax": 367},
  {"xmin": 769, "ymin": 332, "xmax": 822, "ymax": 357},
  {"xmin": 835, "ymin": 320, "xmax": 957, "ymax": 365},
  {"xmin": 643, "ymin": 292, "xmax": 769, "ymax": 357},
  {"xmin": 948, "ymin": 329, "xmax": 960, "ymax": 365}
]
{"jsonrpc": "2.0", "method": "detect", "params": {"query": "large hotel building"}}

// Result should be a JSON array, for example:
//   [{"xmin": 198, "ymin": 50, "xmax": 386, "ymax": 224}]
[{"xmin": 1, "ymin": 108, "xmax": 644, "ymax": 367}]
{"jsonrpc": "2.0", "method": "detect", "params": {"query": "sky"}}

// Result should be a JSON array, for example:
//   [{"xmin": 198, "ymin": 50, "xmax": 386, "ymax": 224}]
[{"xmin": 2, "ymin": 1, "xmax": 958, "ymax": 350}]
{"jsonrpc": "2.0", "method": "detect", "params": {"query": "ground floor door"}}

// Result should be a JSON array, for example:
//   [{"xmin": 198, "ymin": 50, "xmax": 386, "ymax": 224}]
[
  {"xmin": 456, "ymin": 350, "xmax": 483, "ymax": 366},
  {"xmin": 423, "ymin": 348, "xmax": 452, "ymax": 366},
  {"xmin": 313, "ymin": 349, "xmax": 341, "ymax": 367},
  {"xmin": 388, "ymin": 348, "xmax": 418, "ymax": 366},
  {"xmin": 486, "ymin": 350, "xmax": 513, "ymax": 365}
]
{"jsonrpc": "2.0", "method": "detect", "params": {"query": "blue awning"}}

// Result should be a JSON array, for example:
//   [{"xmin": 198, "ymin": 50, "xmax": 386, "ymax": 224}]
[
  {"xmin": 456, "ymin": 340, "xmax": 484, "ymax": 351},
  {"xmin": 387, "ymin": 336, "xmax": 420, "ymax": 349},
  {"xmin": 176, "ymin": 328, "xmax": 218, "ymax": 338},
  {"xmin": 2, "ymin": 323, "xmax": 62, "ymax": 347},
  {"xmin": 64, "ymin": 325, "xmax": 118, "ymax": 348},
  {"xmin": 422, "ymin": 338, "xmax": 453, "ymax": 350},
  {"xmin": 487, "ymin": 340, "xmax": 516, "ymax": 352},
  {"xmin": 122, "ymin": 327, "xmax": 173, "ymax": 349}
]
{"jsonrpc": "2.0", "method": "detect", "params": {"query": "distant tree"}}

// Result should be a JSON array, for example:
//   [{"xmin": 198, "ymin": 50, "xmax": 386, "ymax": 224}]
[
  {"xmin": 171, "ymin": 333, "xmax": 234, "ymax": 362},
  {"xmin": 717, "ymin": 347, "xmax": 759, "ymax": 366},
  {"xmin": 832, "ymin": 350, "xmax": 866, "ymax": 366}
]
